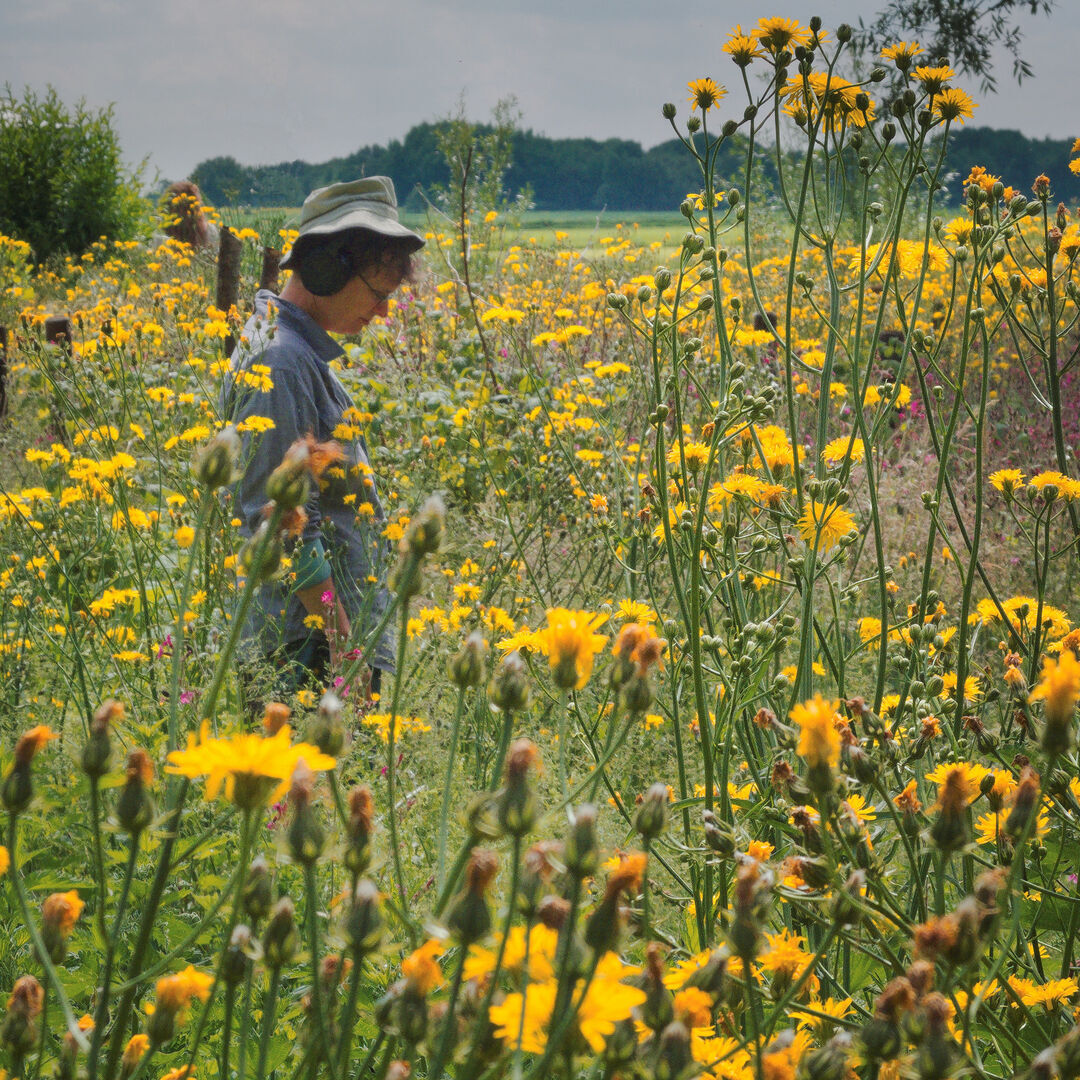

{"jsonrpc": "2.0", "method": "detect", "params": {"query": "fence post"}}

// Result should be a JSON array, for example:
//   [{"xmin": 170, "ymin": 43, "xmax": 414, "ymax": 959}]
[
  {"xmin": 216, "ymin": 226, "xmax": 243, "ymax": 356},
  {"xmin": 260, "ymin": 246, "xmax": 282, "ymax": 293},
  {"xmin": 43, "ymin": 315, "xmax": 73, "ymax": 448}
]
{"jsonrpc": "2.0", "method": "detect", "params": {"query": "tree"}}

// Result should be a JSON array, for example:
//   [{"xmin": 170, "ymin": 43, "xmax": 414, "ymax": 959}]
[
  {"xmin": 0, "ymin": 84, "xmax": 146, "ymax": 263},
  {"xmin": 854, "ymin": 1, "xmax": 1054, "ymax": 93}
]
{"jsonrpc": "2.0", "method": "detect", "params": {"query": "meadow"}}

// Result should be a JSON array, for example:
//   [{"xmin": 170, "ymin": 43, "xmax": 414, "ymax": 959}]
[{"xmin": 2, "ymin": 18, "xmax": 1080, "ymax": 1080}]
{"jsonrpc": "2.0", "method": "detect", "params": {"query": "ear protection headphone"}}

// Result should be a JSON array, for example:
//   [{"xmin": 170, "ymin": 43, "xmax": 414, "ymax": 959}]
[{"xmin": 296, "ymin": 237, "xmax": 355, "ymax": 297}]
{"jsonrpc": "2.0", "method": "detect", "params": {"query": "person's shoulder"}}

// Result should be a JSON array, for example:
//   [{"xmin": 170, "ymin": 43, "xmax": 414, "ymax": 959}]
[{"xmin": 232, "ymin": 295, "xmax": 321, "ymax": 375}]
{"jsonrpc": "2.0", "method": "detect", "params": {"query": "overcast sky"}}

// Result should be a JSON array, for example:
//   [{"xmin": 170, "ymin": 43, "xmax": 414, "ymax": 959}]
[{"xmin": 1, "ymin": 0, "xmax": 1074, "ymax": 184}]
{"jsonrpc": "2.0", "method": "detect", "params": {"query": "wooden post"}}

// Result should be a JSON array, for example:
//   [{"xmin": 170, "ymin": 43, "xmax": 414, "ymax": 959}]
[
  {"xmin": 260, "ymin": 246, "xmax": 282, "ymax": 293},
  {"xmin": 45, "ymin": 315, "xmax": 73, "ymax": 348},
  {"xmin": 43, "ymin": 316, "xmax": 73, "ymax": 448},
  {"xmin": 0, "ymin": 327, "xmax": 8, "ymax": 421},
  {"xmin": 216, "ymin": 226, "xmax": 243, "ymax": 355}
]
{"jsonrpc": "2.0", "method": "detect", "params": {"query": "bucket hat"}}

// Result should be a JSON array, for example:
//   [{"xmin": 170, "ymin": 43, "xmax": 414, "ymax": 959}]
[{"xmin": 280, "ymin": 177, "xmax": 424, "ymax": 267}]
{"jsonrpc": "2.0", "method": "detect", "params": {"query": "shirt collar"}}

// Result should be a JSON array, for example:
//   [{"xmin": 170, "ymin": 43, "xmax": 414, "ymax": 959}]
[{"xmin": 256, "ymin": 289, "xmax": 343, "ymax": 366}]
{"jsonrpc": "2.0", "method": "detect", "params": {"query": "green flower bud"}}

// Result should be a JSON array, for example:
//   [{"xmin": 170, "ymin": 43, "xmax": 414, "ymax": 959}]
[
  {"xmin": 242, "ymin": 857, "xmax": 274, "ymax": 925},
  {"xmin": 404, "ymin": 494, "xmax": 445, "ymax": 557},
  {"xmin": 635, "ymin": 782, "xmax": 669, "ymax": 841},
  {"xmin": 344, "ymin": 879, "xmax": 383, "ymax": 958},
  {"xmin": 489, "ymin": 651, "xmax": 530, "ymax": 713},
  {"xmin": 449, "ymin": 631, "xmax": 487, "ymax": 688},
  {"xmin": 564, "ymin": 803, "xmax": 599, "ymax": 878},
  {"xmin": 263, "ymin": 898, "xmax": 298, "ymax": 968},
  {"xmin": 193, "ymin": 426, "xmax": 240, "ymax": 491}
]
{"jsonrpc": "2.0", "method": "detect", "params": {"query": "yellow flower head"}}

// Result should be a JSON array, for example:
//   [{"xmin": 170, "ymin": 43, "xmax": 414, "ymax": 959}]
[
  {"xmin": 912, "ymin": 64, "xmax": 956, "ymax": 95},
  {"xmin": 122, "ymin": 1033, "xmax": 150, "ymax": 1070},
  {"xmin": 1030, "ymin": 649, "xmax": 1080, "ymax": 727},
  {"xmin": 797, "ymin": 500, "xmax": 855, "ymax": 552},
  {"xmin": 782, "ymin": 72, "xmax": 875, "ymax": 130},
  {"xmin": 14, "ymin": 725, "xmax": 58, "ymax": 766},
  {"xmin": 934, "ymin": 87, "xmax": 976, "ymax": 123},
  {"xmin": 989, "ymin": 468, "xmax": 1024, "ymax": 495},
  {"xmin": 790, "ymin": 695, "xmax": 842, "ymax": 770},
  {"xmin": 155, "ymin": 965, "xmax": 213, "ymax": 1015},
  {"xmin": 880, "ymin": 41, "xmax": 924, "ymax": 69},
  {"xmin": 402, "ymin": 939, "xmax": 445, "ymax": 994},
  {"xmin": 42, "ymin": 890, "xmax": 85, "ymax": 938},
  {"xmin": 752, "ymin": 16, "xmax": 812, "ymax": 54},
  {"xmin": 723, "ymin": 26, "xmax": 761, "ymax": 66},
  {"xmin": 165, "ymin": 723, "xmax": 337, "ymax": 809},
  {"xmin": 687, "ymin": 78, "xmax": 726, "ymax": 112},
  {"xmin": 533, "ymin": 608, "xmax": 608, "ymax": 690}
]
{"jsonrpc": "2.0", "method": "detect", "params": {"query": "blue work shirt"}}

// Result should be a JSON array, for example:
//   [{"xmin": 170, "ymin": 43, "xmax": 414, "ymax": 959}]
[{"xmin": 221, "ymin": 290, "xmax": 396, "ymax": 671}]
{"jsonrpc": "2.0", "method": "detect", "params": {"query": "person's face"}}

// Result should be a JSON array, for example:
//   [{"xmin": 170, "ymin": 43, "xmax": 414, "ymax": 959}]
[{"xmin": 321, "ymin": 262, "xmax": 403, "ymax": 335}]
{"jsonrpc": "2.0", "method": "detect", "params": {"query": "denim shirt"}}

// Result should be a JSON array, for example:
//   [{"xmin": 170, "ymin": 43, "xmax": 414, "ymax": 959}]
[{"xmin": 220, "ymin": 290, "xmax": 396, "ymax": 670}]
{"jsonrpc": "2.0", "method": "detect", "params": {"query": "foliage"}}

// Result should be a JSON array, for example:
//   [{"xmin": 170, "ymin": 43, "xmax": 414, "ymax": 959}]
[
  {"xmin": 4, "ymin": 16, "xmax": 1080, "ymax": 1080},
  {"xmin": 0, "ymin": 85, "xmax": 147, "ymax": 264},
  {"xmin": 854, "ymin": 0, "xmax": 1056, "ymax": 93}
]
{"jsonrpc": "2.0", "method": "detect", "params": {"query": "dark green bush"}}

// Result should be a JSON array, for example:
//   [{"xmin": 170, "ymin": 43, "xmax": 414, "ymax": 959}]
[{"xmin": 0, "ymin": 84, "xmax": 147, "ymax": 263}]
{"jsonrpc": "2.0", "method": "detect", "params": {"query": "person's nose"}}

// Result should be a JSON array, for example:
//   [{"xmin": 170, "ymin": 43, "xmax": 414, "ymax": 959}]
[{"xmin": 375, "ymin": 298, "xmax": 391, "ymax": 318}]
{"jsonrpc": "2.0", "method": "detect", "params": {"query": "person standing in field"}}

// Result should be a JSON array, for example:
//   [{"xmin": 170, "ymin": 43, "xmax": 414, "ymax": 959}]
[{"xmin": 221, "ymin": 177, "xmax": 424, "ymax": 712}]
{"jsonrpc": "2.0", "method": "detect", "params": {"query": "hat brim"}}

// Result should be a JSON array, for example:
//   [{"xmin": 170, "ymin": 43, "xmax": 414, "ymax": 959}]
[{"xmin": 280, "ymin": 204, "xmax": 424, "ymax": 269}]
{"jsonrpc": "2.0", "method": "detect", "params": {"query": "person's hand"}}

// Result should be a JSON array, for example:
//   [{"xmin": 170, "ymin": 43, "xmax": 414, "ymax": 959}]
[{"xmin": 325, "ymin": 594, "xmax": 352, "ymax": 671}]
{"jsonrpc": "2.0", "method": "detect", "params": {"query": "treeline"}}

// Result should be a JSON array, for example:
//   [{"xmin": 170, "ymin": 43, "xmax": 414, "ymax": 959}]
[{"xmin": 190, "ymin": 123, "xmax": 1077, "ymax": 212}]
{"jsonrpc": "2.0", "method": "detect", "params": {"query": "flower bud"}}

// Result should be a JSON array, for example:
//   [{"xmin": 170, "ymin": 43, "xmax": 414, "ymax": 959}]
[
  {"xmin": 116, "ymin": 749, "xmax": 155, "ymax": 835},
  {"xmin": 344, "ymin": 879, "xmax": 383, "ymax": 957},
  {"xmin": 662, "ymin": 103, "xmax": 677, "ymax": 120},
  {"xmin": 193, "ymin": 426, "xmax": 240, "ymax": 490},
  {"xmin": 640, "ymin": 945, "xmax": 674, "ymax": 1032},
  {"xmin": 656, "ymin": 1021, "xmax": 693, "ymax": 1080},
  {"xmin": 308, "ymin": 693, "xmax": 344, "ymax": 757},
  {"xmin": 729, "ymin": 862, "xmax": 771, "ymax": 961},
  {"xmin": 242, "ymin": 857, "xmax": 274, "ymax": 925},
  {"xmin": 263, "ymin": 898, "xmax": 298, "ymax": 968},
  {"xmin": 82, "ymin": 700, "xmax": 122, "ymax": 778},
  {"xmin": 449, "ymin": 631, "xmax": 487, "ymax": 688},
  {"xmin": 1004, "ymin": 766, "xmax": 1040, "ymax": 841},
  {"xmin": 564, "ymin": 804, "xmax": 598, "ymax": 878},
  {"xmin": 489, "ymin": 651, "xmax": 530, "ymax": 712},
  {"xmin": 345, "ymin": 785, "xmax": 375, "ymax": 875},
  {"xmin": 635, "ymin": 782, "xmax": 669, "ymax": 841},
  {"xmin": 498, "ymin": 739, "xmax": 539, "ymax": 836},
  {"xmin": 1, "ymin": 975, "xmax": 43, "ymax": 1055},
  {"xmin": 240, "ymin": 519, "xmax": 284, "ymax": 583},
  {"xmin": 223, "ymin": 925, "xmax": 252, "ymax": 984},
  {"xmin": 286, "ymin": 762, "xmax": 324, "ymax": 865},
  {"xmin": 799, "ymin": 1034, "xmax": 851, "ymax": 1080},
  {"xmin": 448, "ymin": 849, "xmax": 497, "ymax": 944},
  {"xmin": 404, "ymin": 494, "xmax": 445, "ymax": 557},
  {"xmin": 702, "ymin": 810, "xmax": 736, "ymax": 857},
  {"xmin": 265, "ymin": 444, "xmax": 311, "ymax": 511}
]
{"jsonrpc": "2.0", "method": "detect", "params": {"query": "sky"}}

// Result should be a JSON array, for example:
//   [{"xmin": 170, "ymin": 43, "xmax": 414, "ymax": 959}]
[{"xmin": 1, "ymin": 0, "xmax": 1075, "ymax": 185}]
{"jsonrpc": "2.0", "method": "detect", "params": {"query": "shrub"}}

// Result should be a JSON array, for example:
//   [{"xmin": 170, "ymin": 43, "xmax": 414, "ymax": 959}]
[{"xmin": 0, "ymin": 84, "xmax": 146, "ymax": 263}]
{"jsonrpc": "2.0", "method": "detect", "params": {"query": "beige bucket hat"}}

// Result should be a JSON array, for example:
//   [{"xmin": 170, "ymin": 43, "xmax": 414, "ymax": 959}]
[{"xmin": 280, "ymin": 176, "xmax": 424, "ymax": 267}]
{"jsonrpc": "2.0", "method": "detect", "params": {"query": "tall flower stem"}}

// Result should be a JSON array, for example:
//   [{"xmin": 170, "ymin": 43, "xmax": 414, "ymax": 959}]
[{"xmin": 437, "ymin": 686, "xmax": 467, "ymax": 890}]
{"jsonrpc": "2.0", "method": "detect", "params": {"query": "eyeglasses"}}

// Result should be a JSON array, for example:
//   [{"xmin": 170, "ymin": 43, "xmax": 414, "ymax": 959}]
[{"xmin": 354, "ymin": 268, "xmax": 394, "ymax": 305}]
